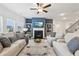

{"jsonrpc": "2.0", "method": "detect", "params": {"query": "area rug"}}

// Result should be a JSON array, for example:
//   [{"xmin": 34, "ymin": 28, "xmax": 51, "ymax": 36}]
[{"xmin": 18, "ymin": 40, "xmax": 56, "ymax": 56}]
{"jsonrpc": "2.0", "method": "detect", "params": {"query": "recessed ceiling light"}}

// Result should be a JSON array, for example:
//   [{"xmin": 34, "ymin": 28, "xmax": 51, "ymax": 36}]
[
  {"xmin": 63, "ymin": 17, "xmax": 67, "ymax": 20},
  {"xmin": 66, "ymin": 25, "xmax": 69, "ymax": 29},
  {"xmin": 60, "ymin": 13, "xmax": 65, "ymax": 16},
  {"xmin": 76, "ymin": 19, "xmax": 78, "ymax": 21},
  {"xmin": 55, "ymin": 24, "xmax": 60, "ymax": 28}
]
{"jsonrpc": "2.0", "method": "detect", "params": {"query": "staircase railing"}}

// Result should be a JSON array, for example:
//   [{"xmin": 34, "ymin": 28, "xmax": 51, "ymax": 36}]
[{"xmin": 66, "ymin": 20, "xmax": 79, "ymax": 33}]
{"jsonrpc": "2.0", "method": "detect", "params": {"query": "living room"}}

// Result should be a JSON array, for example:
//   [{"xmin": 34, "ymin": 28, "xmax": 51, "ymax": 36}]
[{"xmin": 0, "ymin": 2, "xmax": 79, "ymax": 57}]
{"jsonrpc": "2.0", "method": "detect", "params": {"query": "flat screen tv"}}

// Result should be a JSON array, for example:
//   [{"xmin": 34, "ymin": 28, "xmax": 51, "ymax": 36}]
[{"xmin": 33, "ymin": 22, "xmax": 44, "ymax": 28}]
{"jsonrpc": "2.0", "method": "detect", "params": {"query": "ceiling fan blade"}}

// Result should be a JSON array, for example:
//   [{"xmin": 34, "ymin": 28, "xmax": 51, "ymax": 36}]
[
  {"xmin": 37, "ymin": 3, "xmax": 39, "ymax": 6},
  {"xmin": 43, "ymin": 4, "xmax": 51, "ymax": 8},
  {"xmin": 37, "ymin": 12, "xmax": 39, "ymax": 14},
  {"xmin": 43, "ymin": 10, "xmax": 48, "ymax": 13},
  {"xmin": 40, "ymin": 3, "xmax": 43, "ymax": 6},
  {"xmin": 30, "ymin": 8, "xmax": 37, "ymax": 10}
]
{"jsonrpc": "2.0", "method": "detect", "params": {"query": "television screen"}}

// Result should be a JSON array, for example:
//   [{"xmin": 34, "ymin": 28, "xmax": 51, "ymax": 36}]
[{"xmin": 33, "ymin": 22, "xmax": 44, "ymax": 28}]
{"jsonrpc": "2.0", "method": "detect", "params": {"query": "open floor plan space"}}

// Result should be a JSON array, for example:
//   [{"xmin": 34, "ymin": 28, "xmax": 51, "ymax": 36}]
[{"xmin": 0, "ymin": 3, "xmax": 79, "ymax": 56}]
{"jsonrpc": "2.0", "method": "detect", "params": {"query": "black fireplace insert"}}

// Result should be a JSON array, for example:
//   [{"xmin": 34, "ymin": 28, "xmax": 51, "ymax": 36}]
[{"xmin": 34, "ymin": 31, "xmax": 43, "ymax": 39}]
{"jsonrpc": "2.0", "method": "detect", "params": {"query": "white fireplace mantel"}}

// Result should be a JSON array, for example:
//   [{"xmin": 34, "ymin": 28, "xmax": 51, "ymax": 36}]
[{"xmin": 33, "ymin": 28, "xmax": 45, "ymax": 38}]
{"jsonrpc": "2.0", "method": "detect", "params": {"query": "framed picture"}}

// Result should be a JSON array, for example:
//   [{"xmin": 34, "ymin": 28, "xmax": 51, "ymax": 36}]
[{"xmin": 46, "ymin": 23, "xmax": 52, "ymax": 32}]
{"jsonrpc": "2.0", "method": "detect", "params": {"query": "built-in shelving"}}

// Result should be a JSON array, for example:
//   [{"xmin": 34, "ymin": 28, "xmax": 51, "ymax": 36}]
[{"xmin": 25, "ymin": 18, "xmax": 53, "ymax": 38}]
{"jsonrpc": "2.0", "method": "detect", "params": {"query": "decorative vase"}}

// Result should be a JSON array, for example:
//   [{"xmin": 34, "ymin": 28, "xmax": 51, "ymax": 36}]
[{"xmin": 34, "ymin": 39, "xmax": 41, "ymax": 43}]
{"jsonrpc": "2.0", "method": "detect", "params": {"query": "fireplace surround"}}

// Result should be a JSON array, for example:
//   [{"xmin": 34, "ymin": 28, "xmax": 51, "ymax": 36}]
[{"xmin": 33, "ymin": 28, "xmax": 45, "ymax": 39}]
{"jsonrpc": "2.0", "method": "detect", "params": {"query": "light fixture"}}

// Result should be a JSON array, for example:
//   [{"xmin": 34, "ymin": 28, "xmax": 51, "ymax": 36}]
[
  {"xmin": 55, "ymin": 24, "xmax": 60, "ymax": 28},
  {"xmin": 63, "ymin": 17, "xmax": 67, "ymax": 20},
  {"xmin": 66, "ymin": 25, "xmax": 69, "ymax": 29},
  {"xmin": 38, "ymin": 7, "xmax": 43, "ymax": 12},
  {"xmin": 76, "ymin": 19, "xmax": 78, "ymax": 21},
  {"xmin": 23, "ymin": 28, "xmax": 28, "ymax": 31},
  {"xmin": 38, "ymin": 8, "xmax": 43, "ymax": 12}
]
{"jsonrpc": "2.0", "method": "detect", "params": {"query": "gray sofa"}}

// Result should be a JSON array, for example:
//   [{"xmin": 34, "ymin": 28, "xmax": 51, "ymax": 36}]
[
  {"xmin": 0, "ymin": 39, "xmax": 26, "ymax": 56},
  {"xmin": 0, "ymin": 32, "xmax": 26, "ymax": 56}
]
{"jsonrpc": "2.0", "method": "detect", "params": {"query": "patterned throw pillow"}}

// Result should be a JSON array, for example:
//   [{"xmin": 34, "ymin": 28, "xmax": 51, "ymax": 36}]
[
  {"xmin": 0, "ymin": 36, "xmax": 11, "ymax": 48},
  {"xmin": 8, "ymin": 36, "xmax": 17, "ymax": 43},
  {"xmin": 0, "ymin": 42, "xmax": 3, "ymax": 53}
]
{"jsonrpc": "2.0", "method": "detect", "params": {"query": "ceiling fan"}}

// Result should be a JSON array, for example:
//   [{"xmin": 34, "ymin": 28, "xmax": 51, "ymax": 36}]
[{"xmin": 30, "ymin": 3, "xmax": 51, "ymax": 14}]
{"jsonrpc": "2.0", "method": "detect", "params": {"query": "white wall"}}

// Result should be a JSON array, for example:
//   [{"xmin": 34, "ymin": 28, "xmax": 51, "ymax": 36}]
[
  {"xmin": 0, "ymin": 4, "xmax": 25, "ymax": 32},
  {"xmin": 53, "ymin": 20, "xmax": 67, "ymax": 38}
]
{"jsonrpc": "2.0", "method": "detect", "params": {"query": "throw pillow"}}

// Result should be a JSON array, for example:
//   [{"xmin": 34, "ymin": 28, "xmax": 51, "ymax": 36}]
[
  {"xmin": 8, "ymin": 36, "xmax": 17, "ymax": 43},
  {"xmin": 67, "ymin": 37, "xmax": 79, "ymax": 54},
  {"xmin": 0, "ymin": 36, "xmax": 11, "ymax": 48}
]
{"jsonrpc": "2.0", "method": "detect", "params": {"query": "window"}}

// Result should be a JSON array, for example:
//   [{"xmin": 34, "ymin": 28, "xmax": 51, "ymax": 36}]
[
  {"xmin": 0, "ymin": 16, "xmax": 3, "ymax": 32},
  {"xmin": 16, "ymin": 21, "xmax": 22, "ymax": 32},
  {"xmin": 6, "ymin": 17, "xmax": 14, "ymax": 32}
]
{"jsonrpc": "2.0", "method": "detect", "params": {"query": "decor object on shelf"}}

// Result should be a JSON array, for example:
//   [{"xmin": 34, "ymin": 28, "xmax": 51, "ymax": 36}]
[
  {"xmin": 34, "ymin": 39, "xmax": 42, "ymax": 43},
  {"xmin": 22, "ymin": 28, "xmax": 28, "ymax": 34}
]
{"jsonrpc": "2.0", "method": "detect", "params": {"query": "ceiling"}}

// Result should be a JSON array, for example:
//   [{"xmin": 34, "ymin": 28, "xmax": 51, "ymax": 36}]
[{"xmin": 1, "ymin": 3, "xmax": 79, "ymax": 24}]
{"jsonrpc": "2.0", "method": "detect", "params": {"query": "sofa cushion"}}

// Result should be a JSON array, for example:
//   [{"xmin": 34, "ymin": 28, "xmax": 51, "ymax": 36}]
[
  {"xmin": 4, "ymin": 32, "xmax": 16, "ymax": 37},
  {"xmin": 0, "ymin": 36, "xmax": 11, "ymax": 48},
  {"xmin": 64, "ymin": 33, "xmax": 76, "ymax": 43},
  {"xmin": 1, "ymin": 32, "xmax": 18, "ymax": 43},
  {"xmin": 8, "ymin": 36, "xmax": 17, "ymax": 43},
  {"xmin": 0, "ymin": 42, "xmax": 3, "ymax": 53},
  {"xmin": 65, "ymin": 30, "xmax": 79, "ymax": 43},
  {"xmin": 53, "ymin": 41, "xmax": 73, "ymax": 56},
  {"xmin": 55, "ymin": 32, "xmax": 64, "ymax": 39},
  {"xmin": 0, "ymin": 39, "xmax": 26, "ymax": 56},
  {"xmin": 67, "ymin": 37, "xmax": 79, "ymax": 54},
  {"xmin": 75, "ymin": 50, "xmax": 79, "ymax": 56},
  {"xmin": 16, "ymin": 32, "xmax": 25, "ymax": 39},
  {"xmin": 8, "ymin": 34, "xmax": 18, "ymax": 43}
]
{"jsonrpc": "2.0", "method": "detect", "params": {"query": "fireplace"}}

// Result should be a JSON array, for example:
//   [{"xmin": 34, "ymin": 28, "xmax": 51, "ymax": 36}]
[{"xmin": 34, "ymin": 30, "xmax": 43, "ymax": 39}]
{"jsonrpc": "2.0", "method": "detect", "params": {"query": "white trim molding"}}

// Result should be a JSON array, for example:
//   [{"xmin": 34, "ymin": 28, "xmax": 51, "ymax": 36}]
[{"xmin": 33, "ymin": 28, "xmax": 45, "ymax": 38}]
